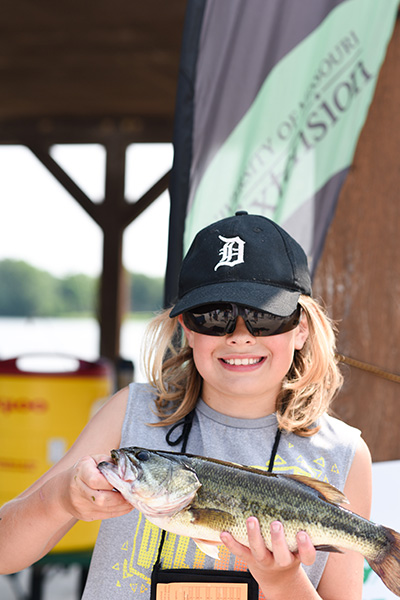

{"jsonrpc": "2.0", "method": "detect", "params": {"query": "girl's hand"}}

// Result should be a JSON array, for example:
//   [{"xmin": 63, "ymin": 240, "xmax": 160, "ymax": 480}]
[
  {"xmin": 220, "ymin": 518, "xmax": 317, "ymax": 596},
  {"xmin": 60, "ymin": 454, "xmax": 133, "ymax": 522}
]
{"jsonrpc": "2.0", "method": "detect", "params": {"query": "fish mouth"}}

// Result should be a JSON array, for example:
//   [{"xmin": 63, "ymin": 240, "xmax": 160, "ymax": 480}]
[
  {"xmin": 115, "ymin": 449, "xmax": 175, "ymax": 492},
  {"xmin": 110, "ymin": 449, "xmax": 139, "ymax": 482}
]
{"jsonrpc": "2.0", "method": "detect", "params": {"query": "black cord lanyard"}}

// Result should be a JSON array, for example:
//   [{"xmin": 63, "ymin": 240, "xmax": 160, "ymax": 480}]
[
  {"xmin": 268, "ymin": 427, "xmax": 282, "ymax": 473},
  {"xmin": 165, "ymin": 408, "xmax": 195, "ymax": 454},
  {"xmin": 154, "ymin": 412, "xmax": 281, "ymax": 568}
]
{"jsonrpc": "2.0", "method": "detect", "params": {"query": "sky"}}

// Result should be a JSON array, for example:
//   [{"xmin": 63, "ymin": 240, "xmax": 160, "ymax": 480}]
[{"xmin": 0, "ymin": 143, "xmax": 173, "ymax": 279}]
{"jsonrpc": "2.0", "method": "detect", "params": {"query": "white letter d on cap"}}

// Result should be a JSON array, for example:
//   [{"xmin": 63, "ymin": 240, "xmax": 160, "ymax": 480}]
[{"xmin": 214, "ymin": 235, "xmax": 246, "ymax": 271}]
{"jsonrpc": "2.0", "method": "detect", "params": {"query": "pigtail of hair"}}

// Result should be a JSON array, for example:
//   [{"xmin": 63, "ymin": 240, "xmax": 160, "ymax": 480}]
[
  {"xmin": 141, "ymin": 309, "xmax": 201, "ymax": 426},
  {"xmin": 276, "ymin": 295, "xmax": 343, "ymax": 436}
]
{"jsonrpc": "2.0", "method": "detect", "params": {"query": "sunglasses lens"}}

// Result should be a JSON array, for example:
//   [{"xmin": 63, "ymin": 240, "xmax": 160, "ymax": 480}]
[
  {"xmin": 182, "ymin": 304, "xmax": 236, "ymax": 336},
  {"xmin": 242, "ymin": 305, "xmax": 301, "ymax": 336},
  {"xmin": 183, "ymin": 304, "xmax": 301, "ymax": 337}
]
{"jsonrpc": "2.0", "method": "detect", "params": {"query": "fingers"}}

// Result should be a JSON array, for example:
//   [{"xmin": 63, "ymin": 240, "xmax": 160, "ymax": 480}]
[
  {"xmin": 246, "ymin": 517, "xmax": 270, "ymax": 562},
  {"xmin": 66, "ymin": 455, "xmax": 132, "ymax": 521},
  {"xmin": 74, "ymin": 455, "xmax": 113, "ymax": 491},
  {"xmin": 90, "ymin": 455, "xmax": 119, "ymax": 490},
  {"xmin": 80, "ymin": 486, "xmax": 131, "ymax": 519},
  {"xmin": 296, "ymin": 531, "xmax": 316, "ymax": 566},
  {"xmin": 221, "ymin": 518, "xmax": 316, "ymax": 569},
  {"xmin": 270, "ymin": 521, "xmax": 316, "ymax": 567},
  {"xmin": 270, "ymin": 521, "xmax": 294, "ymax": 567},
  {"xmin": 222, "ymin": 519, "xmax": 294, "ymax": 567},
  {"xmin": 220, "ymin": 519, "xmax": 316, "ymax": 595},
  {"xmin": 220, "ymin": 519, "xmax": 276, "ymax": 567},
  {"xmin": 220, "ymin": 530, "xmax": 250, "ymax": 560}
]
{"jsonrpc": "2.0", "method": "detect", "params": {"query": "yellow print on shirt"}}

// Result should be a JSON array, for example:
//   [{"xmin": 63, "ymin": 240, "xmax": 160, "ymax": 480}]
[
  {"xmin": 262, "ymin": 441, "xmax": 339, "ymax": 483},
  {"xmin": 114, "ymin": 513, "xmax": 208, "ymax": 589}
]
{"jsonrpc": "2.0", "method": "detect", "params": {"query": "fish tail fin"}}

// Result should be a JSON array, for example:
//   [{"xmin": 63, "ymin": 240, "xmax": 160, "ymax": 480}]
[{"xmin": 367, "ymin": 526, "xmax": 400, "ymax": 596}]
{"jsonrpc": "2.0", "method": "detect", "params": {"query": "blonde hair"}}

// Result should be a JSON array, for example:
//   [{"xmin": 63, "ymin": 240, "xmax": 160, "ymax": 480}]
[{"xmin": 142, "ymin": 295, "xmax": 343, "ymax": 436}]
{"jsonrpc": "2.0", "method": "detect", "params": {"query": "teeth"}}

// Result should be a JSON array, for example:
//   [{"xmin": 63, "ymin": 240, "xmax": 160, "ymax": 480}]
[{"xmin": 225, "ymin": 357, "xmax": 261, "ymax": 366}]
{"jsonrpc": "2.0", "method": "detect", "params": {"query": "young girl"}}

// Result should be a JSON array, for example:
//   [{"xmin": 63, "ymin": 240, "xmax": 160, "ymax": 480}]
[{"xmin": 0, "ymin": 212, "xmax": 372, "ymax": 599}]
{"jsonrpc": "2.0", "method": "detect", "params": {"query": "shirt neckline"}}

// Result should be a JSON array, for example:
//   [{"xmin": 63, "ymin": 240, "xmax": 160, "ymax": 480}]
[{"xmin": 195, "ymin": 398, "xmax": 278, "ymax": 430}]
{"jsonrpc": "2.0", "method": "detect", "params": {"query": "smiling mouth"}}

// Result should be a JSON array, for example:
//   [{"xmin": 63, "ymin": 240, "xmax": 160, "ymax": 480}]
[{"xmin": 221, "ymin": 357, "xmax": 264, "ymax": 366}]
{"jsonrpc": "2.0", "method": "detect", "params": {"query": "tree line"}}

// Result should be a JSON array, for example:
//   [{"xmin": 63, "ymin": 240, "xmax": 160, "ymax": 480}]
[{"xmin": 0, "ymin": 259, "xmax": 164, "ymax": 317}]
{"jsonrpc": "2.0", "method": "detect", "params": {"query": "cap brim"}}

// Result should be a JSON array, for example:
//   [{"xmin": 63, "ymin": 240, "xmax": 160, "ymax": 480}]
[{"xmin": 169, "ymin": 282, "xmax": 300, "ymax": 318}]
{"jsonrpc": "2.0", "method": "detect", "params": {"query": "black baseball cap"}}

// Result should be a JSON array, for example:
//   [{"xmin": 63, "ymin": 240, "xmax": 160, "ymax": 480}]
[{"xmin": 169, "ymin": 211, "xmax": 312, "ymax": 318}]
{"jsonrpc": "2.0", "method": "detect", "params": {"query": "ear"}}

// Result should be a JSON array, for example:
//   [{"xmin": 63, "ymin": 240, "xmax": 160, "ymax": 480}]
[
  {"xmin": 294, "ymin": 311, "xmax": 309, "ymax": 351},
  {"xmin": 178, "ymin": 314, "xmax": 195, "ymax": 348}
]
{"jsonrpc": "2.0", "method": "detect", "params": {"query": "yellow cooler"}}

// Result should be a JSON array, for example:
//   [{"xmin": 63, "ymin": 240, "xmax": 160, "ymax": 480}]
[{"xmin": 0, "ymin": 355, "xmax": 114, "ymax": 553}]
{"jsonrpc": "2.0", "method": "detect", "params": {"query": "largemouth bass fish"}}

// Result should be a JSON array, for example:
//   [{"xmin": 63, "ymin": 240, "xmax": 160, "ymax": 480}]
[{"xmin": 98, "ymin": 447, "xmax": 400, "ymax": 596}]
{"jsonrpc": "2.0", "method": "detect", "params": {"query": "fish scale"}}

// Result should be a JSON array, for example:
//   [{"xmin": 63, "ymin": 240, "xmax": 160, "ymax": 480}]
[{"xmin": 98, "ymin": 447, "xmax": 400, "ymax": 596}]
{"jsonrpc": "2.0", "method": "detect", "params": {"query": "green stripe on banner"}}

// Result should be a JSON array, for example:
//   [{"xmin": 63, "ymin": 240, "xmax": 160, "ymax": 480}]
[{"xmin": 184, "ymin": 0, "xmax": 398, "ymax": 254}]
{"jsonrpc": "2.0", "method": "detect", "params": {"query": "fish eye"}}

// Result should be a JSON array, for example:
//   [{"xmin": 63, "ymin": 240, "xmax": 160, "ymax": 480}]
[{"xmin": 136, "ymin": 450, "xmax": 150, "ymax": 461}]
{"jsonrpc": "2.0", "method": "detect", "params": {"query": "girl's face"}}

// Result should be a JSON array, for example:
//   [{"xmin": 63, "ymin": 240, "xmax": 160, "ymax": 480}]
[{"xmin": 179, "ymin": 313, "xmax": 309, "ymax": 418}]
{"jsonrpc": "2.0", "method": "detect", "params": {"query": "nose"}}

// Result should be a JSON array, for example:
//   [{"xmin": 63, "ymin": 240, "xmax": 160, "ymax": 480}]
[{"xmin": 226, "ymin": 316, "xmax": 255, "ymax": 344}]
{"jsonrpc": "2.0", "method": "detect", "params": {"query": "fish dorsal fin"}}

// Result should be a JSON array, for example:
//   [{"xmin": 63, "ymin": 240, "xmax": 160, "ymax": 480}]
[{"xmin": 286, "ymin": 474, "xmax": 348, "ymax": 505}]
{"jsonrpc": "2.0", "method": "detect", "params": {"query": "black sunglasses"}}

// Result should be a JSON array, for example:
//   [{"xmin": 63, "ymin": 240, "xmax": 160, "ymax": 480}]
[{"xmin": 182, "ymin": 303, "xmax": 302, "ymax": 337}]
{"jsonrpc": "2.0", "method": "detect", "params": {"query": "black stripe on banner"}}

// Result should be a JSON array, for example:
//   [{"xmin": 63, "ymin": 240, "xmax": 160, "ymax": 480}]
[{"xmin": 165, "ymin": 0, "xmax": 207, "ymax": 308}]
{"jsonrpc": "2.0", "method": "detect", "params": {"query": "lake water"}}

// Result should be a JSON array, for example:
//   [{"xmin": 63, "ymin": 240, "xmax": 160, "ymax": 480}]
[{"xmin": 0, "ymin": 316, "xmax": 152, "ymax": 382}]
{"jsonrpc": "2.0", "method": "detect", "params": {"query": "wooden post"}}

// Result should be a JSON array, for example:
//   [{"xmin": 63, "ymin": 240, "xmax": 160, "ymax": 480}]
[
  {"xmin": 98, "ymin": 139, "xmax": 127, "ymax": 366},
  {"xmin": 26, "ymin": 132, "xmax": 170, "ymax": 370}
]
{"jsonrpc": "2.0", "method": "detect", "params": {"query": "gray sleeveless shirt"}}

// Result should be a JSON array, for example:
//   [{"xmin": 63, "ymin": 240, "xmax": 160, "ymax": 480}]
[{"xmin": 82, "ymin": 382, "xmax": 360, "ymax": 599}]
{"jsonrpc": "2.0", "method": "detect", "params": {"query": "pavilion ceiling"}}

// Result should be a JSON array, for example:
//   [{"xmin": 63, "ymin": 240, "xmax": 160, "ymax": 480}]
[{"xmin": 0, "ymin": 0, "xmax": 187, "ymax": 143}]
